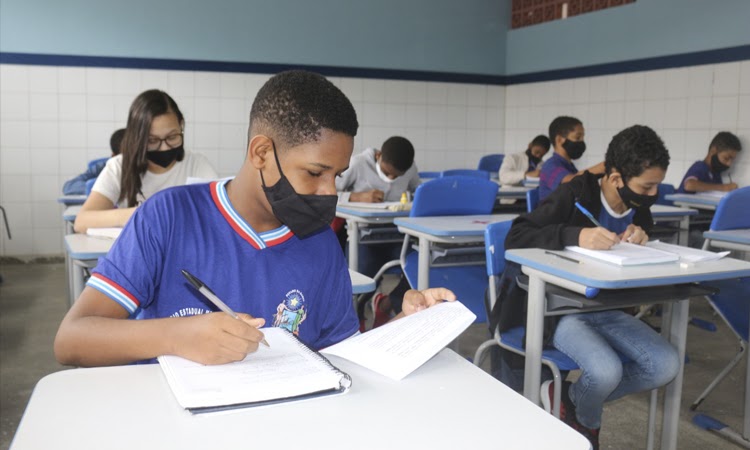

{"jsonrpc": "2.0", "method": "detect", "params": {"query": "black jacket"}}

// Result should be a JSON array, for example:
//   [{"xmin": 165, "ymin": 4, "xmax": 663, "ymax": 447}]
[{"xmin": 489, "ymin": 172, "xmax": 655, "ymax": 343}]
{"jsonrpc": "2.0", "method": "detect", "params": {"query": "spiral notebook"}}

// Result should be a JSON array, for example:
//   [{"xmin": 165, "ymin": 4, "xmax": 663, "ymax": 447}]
[{"xmin": 158, "ymin": 327, "xmax": 351, "ymax": 414}]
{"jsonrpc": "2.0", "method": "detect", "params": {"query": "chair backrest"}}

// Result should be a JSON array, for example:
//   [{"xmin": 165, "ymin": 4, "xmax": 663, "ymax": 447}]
[
  {"xmin": 477, "ymin": 154, "xmax": 504, "ymax": 172},
  {"xmin": 704, "ymin": 277, "xmax": 750, "ymax": 342},
  {"xmin": 441, "ymin": 169, "xmax": 490, "ymax": 180},
  {"xmin": 87, "ymin": 157, "xmax": 109, "ymax": 173},
  {"xmin": 656, "ymin": 183, "xmax": 675, "ymax": 206},
  {"xmin": 410, "ymin": 176, "xmax": 498, "ymax": 217},
  {"xmin": 418, "ymin": 171, "xmax": 441, "ymax": 180},
  {"xmin": 526, "ymin": 187, "xmax": 540, "ymax": 213},
  {"xmin": 484, "ymin": 220, "xmax": 514, "ymax": 277},
  {"xmin": 710, "ymin": 186, "xmax": 750, "ymax": 231},
  {"xmin": 85, "ymin": 178, "xmax": 97, "ymax": 196}
]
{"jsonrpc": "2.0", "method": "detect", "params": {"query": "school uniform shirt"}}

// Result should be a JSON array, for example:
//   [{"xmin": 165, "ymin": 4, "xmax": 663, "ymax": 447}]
[
  {"xmin": 87, "ymin": 180, "xmax": 359, "ymax": 355},
  {"xmin": 336, "ymin": 147, "xmax": 421, "ymax": 202},
  {"xmin": 92, "ymin": 152, "xmax": 218, "ymax": 207},
  {"xmin": 676, "ymin": 161, "xmax": 723, "ymax": 194},
  {"xmin": 538, "ymin": 152, "xmax": 578, "ymax": 201},
  {"xmin": 498, "ymin": 151, "xmax": 544, "ymax": 186}
]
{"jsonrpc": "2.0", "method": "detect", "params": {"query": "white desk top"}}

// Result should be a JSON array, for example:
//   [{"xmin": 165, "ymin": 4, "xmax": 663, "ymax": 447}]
[
  {"xmin": 10, "ymin": 350, "xmax": 589, "ymax": 450},
  {"xmin": 704, "ymin": 228, "xmax": 750, "ymax": 245},
  {"xmin": 57, "ymin": 194, "xmax": 87, "ymax": 206},
  {"xmin": 497, "ymin": 185, "xmax": 533, "ymax": 198},
  {"xmin": 506, "ymin": 248, "xmax": 750, "ymax": 289},
  {"xmin": 665, "ymin": 193, "xmax": 723, "ymax": 209},
  {"xmin": 62, "ymin": 205, "xmax": 82, "ymax": 222},
  {"xmin": 650, "ymin": 204, "xmax": 698, "ymax": 217},
  {"xmin": 394, "ymin": 214, "xmax": 517, "ymax": 237}
]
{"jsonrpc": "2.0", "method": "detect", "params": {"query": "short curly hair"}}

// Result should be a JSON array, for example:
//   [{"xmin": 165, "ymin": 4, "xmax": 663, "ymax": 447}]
[
  {"xmin": 605, "ymin": 125, "xmax": 670, "ymax": 180},
  {"xmin": 249, "ymin": 70, "xmax": 358, "ymax": 148},
  {"xmin": 548, "ymin": 116, "xmax": 582, "ymax": 144},
  {"xmin": 380, "ymin": 136, "xmax": 415, "ymax": 173},
  {"xmin": 709, "ymin": 131, "xmax": 742, "ymax": 154}
]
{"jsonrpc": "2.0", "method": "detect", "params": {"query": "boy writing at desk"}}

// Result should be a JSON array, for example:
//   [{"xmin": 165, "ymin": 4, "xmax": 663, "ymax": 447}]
[
  {"xmin": 491, "ymin": 125, "xmax": 680, "ymax": 449},
  {"xmin": 677, "ymin": 130, "xmax": 741, "ymax": 194},
  {"xmin": 54, "ymin": 71, "xmax": 454, "ymax": 367}
]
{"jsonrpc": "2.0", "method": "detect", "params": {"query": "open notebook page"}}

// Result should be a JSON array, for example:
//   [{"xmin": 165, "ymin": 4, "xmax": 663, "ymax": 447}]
[
  {"xmin": 566, "ymin": 242, "xmax": 679, "ymax": 266},
  {"xmin": 338, "ymin": 201, "xmax": 402, "ymax": 210},
  {"xmin": 646, "ymin": 241, "xmax": 729, "ymax": 262},
  {"xmin": 85, "ymin": 227, "xmax": 122, "ymax": 239},
  {"xmin": 321, "ymin": 301, "xmax": 476, "ymax": 380}
]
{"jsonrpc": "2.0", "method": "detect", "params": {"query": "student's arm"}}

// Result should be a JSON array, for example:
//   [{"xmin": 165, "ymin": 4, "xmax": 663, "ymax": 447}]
[
  {"xmin": 391, "ymin": 288, "xmax": 457, "ymax": 321},
  {"xmin": 561, "ymin": 161, "xmax": 605, "ymax": 184},
  {"xmin": 683, "ymin": 178, "xmax": 738, "ymax": 193},
  {"xmin": 73, "ymin": 192, "xmax": 136, "ymax": 233},
  {"xmin": 54, "ymin": 287, "xmax": 266, "ymax": 367},
  {"xmin": 498, "ymin": 154, "xmax": 526, "ymax": 186},
  {"xmin": 506, "ymin": 186, "xmax": 583, "ymax": 250}
]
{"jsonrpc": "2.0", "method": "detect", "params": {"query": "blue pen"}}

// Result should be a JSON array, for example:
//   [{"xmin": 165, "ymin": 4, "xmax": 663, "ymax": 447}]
[{"xmin": 574, "ymin": 202, "xmax": 604, "ymax": 228}]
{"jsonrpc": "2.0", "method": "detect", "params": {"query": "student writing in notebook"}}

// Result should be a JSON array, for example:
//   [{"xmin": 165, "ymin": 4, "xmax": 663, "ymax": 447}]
[
  {"xmin": 55, "ymin": 71, "xmax": 454, "ymax": 367},
  {"xmin": 676, "ymin": 131, "xmax": 741, "ymax": 194},
  {"xmin": 498, "ymin": 134, "xmax": 550, "ymax": 186},
  {"xmin": 538, "ymin": 116, "xmax": 605, "ymax": 201},
  {"xmin": 73, "ymin": 90, "xmax": 218, "ymax": 233},
  {"xmin": 491, "ymin": 125, "xmax": 679, "ymax": 449}
]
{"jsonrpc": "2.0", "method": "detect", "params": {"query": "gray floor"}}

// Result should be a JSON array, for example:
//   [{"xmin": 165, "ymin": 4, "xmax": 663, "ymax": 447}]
[{"xmin": 0, "ymin": 262, "xmax": 743, "ymax": 449}]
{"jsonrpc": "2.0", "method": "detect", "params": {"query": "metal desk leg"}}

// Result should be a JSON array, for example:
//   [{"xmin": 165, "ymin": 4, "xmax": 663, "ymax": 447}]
[
  {"xmin": 417, "ymin": 237, "xmax": 430, "ymax": 290},
  {"xmin": 347, "ymin": 220, "xmax": 359, "ymax": 271},
  {"xmin": 678, "ymin": 216, "xmax": 689, "ymax": 246},
  {"xmin": 522, "ymin": 272, "xmax": 546, "ymax": 404},
  {"xmin": 71, "ymin": 260, "xmax": 86, "ymax": 306},
  {"xmin": 661, "ymin": 298, "xmax": 690, "ymax": 450}
]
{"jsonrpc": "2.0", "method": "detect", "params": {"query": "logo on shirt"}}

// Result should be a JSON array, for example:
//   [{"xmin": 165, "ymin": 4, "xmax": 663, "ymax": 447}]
[{"xmin": 272, "ymin": 289, "xmax": 307, "ymax": 335}]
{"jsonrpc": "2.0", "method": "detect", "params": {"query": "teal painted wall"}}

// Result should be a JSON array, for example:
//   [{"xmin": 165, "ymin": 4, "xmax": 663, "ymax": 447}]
[
  {"xmin": 505, "ymin": 0, "xmax": 750, "ymax": 75},
  {"xmin": 0, "ymin": 0, "xmax": 509, "ymax": 75}
]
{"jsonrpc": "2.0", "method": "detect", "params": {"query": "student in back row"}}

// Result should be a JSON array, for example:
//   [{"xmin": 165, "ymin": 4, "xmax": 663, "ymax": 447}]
[
  {"xmin": 539, "ymin": 116, "xmax": 604, "ymax": 201},
  {"xmin": 55, "ymin": 70, "xmax": 453, "ymax": 367},
  {"xmin": 62, "ymin": 128, "xmax": 125, "ymax": 195},
  {"xmin": 677, "ymin": 131, "xmax": 741, "ymax": 194},
  {"xmin": 498, "ymin": 134, "xmax": 550, "ymax": 186},
  {"xmin": 492, "ymin": 125, "xmax": 679, "ymax": 449},
  {"xmin": 74, "ymin": 90, "xmax": 218, "ymax": 233}
]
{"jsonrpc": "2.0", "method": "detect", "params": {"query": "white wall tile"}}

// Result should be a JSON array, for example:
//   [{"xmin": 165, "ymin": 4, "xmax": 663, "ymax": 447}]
[
  {"xmin": 140, "ymin": 70, "xmax": 169, "ymax": 91},
  {"xmin": 168, "ymin": 71, "xmax": 194, "ymax": 98},
  {"xmin": 426, "ymin": 83, "xmax": 448, "ymax": 105},
  {"xmin": 194, "ymin": 72, "xmax": 221, "ymax": 97},
  {"xmin": 740, "ymin": 61, "xmax": 750, "ymax": 95},
  {"xmin": 688, "ymin": 65, "xmax": 714, "ymax": 98},
  {"xmin": 467, "ymin": 85, "xmax": 487, "ymax": 107},
  {"xmin": 218, "ymin": 124, "xmax": 246, "ymax": 151},
  {"xmin": 384, "ymin": 80, "xmax": 408, "ymax": 103},
  {"xmin": 30, "ymin": 148, "xmax": 59, "ymax": 175},
  {"xmin": 605, "ymin": 102, "xmax": 625, "ymax": 130},
  {"xmin": 1, "ymin": 120, "xmax": 30, "ymax": 147},
  {"xmin": 193, "ymin": 123, "xmax": 220, "ymax": 149},
  {"xmin": 33, "ymin": 227, "xmax": 63, "ymax": 254},
  {"xmin": 713, "ymin": 62, "xmax": 741, "ymax": 97},
  {"xmin": 57, "ymin": 67, "xmax": 86, "ymax": 94},
  {"xmin": 589, "ymin": 77, "xmax": 607, "ymax": 103},
  {"xmin": 0, "ymin": 174, "xmax": 31, "ymax": 203},
  {"xmin": 643, "ymin": 70, "xmax": 666, "ymax": 100},
  {"xmin": 446, "ymin": 84, "xmax": 468, "ymax": 106},
  {"xmin": 59, "ymin": 122, "xmax": 87, "ymax": 148},
  {"xmin": 505, "ymin": 85, "xmax": 520, "ymax": 107},
  {"xmin": 664, "ymin": 68, "xmax": 689, "ymax": 99},
  {"xmin": 0, "ymin": 148, "xmax": 31, "ymax": 175},
  {"xmin": 245, "ymin": 74, "xmax": 268, "ymax": 101},
  {"xmin": 557, "ymin": 79, "xmax": 575, "ymax": 105},
  {"xmin": 59, "ymin": 94, "xmax": 87, "ymax": 121},
  {"xmin": 31, "ymin": 202, "xmax": 60, "ymax": 230},
  {"xmin": 686, "ymin": 97, "xmax": 712, "ymax": 129},
  {"xmin": 194, "ymin": 98, "xmax": 221, "ymax": 123},
  {"xmin": 59, "ymin": 148, "xmax": 88, "ymax": 174},
  {"xmin": 664, "ymin": 99, "xmax": 688, "ymax": 129},
  {"xmin": 219, "ymin": 73, "xmax": 245, "ymax": 98},
  {"xmin": 85, "ymin": 68, "xmax": 114, "ymax": 95},
  {"xmin": 1, "ymin": 65, "xmax": 29, "ymax": 92},
  {"xmin": 427, "ymin": 105, "xmax": 448, "ymax": 128},
  {"xmin": 384, "ymin": 104, "xmax": 406, "ymax": 128},
  {"xmin": 467, "ymin": 107, "xmax": 485, "ymax": 129},
  {"xmin": 406, "ymin": 81, "xmax": 427, "ymax": 105},
  {"xmin": 572, "ymin": 78, "xmax": 590, "ymax": 104},
  {"xmin": 87, "ymin": 122, "xmax": 115, "ymax": 150},
  {"xmin": 624, "ymin": 101, "xmax": 644, "ymax": 124},
  {"xmin": 28, "ymin": 67, "xmax": 58, "ymax": 93},
  {"xmin": 642, "ymin": 100, "xmax": 665, "ymax": 131},
  {"xmin": 30, "ymin": 175, "xmax": 59, "ymax": 202},
  {"xmin": 711, "ymin": 96, "xmax": 739, "ymax": 129},
  {"xmin": 446, "ymin": 105, "xmax": 467, "ymax": 128},
  {"xmin": 605, "ymin": 75, "xmax": 626, "ymax": 102},
  {"xmin": 219, "ymin": 98, "xmax": 246, "ymax": 124},
  {"xmin": 684, "ymin": 130, "xmax": 712, "ymax": 161},
  {"xmin": 113, "ymin": 69, "xmax": 142, "ymax": 96},
  {"xmin": 738, "ymin": 95, "xmax": 750, "ymax": 131},
  {"xmin": 362, "ymin": 79, "xmax": 385, "ymax": 103},
  {"xmin": 624, "ymin": 72, "xmax": 645, "ymax": 101},
  {"xmin": 1, "ymin": 92, "xmax": 29, "ymax": 120},
  {"xmin": 86, "ymin": 95, "xmax": 115, "ymax": 122},
  {"xmin": 586, "ymin": 103, "xmax": 607, "ymax": 130},
  {"xmin": 405, "ymin": 104, "xmax": 427, "ymax": 128},
  {"xmin": 363, "ymin": 103, "xmax": 387, "ymax": 127}
]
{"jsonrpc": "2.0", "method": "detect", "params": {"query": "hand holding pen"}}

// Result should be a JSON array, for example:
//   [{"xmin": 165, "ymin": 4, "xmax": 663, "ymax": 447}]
[
  {"xmin": 575, "ymin": 202, "xmax": 619, "ymax": 250},
  {"xmin": 181, "ymin": 270, "xmax": 270, "ymax": 353}
]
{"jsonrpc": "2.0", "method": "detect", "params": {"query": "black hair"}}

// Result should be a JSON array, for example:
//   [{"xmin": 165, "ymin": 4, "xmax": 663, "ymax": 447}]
[
  {"xmin": 548, "ymin": 116, "xmax": 582, "ymax": 145},
  {"xmin": 249, "ymin": 70, "xmax": 358, "ymax": 148},
  {"xmin": 709, "ymin": 131, "xmax": 742, "ymax": 154},
  {"xmin": 530, "ymin": 134, "xmax": 551, "ymax": 150},
  {"xmin": 604, "ymin": 125, "xmax": 670, "ymax": 180},
  {"xmin": 110, "ymin": 128, "xmax": 125, "ymax": 155},
  {"xmin": 380, "ymin": 136, "xmax": 415, "ymax": 173}
]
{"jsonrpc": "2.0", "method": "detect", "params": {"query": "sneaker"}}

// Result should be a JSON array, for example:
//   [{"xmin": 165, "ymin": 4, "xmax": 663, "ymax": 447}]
[
  {"xmin": 559, "ymin": 382, "xmax": 600, "ymax": 450},
  {"xmin": 372, "ymin": 293, "xmax": 391, "ymax": 328}
]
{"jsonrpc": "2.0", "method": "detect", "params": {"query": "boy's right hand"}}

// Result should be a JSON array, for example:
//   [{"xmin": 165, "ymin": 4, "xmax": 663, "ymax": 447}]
[
  {"xmin": 579, "ymin": 227, "xmax": 619, "ymax": 250},
  {"xmin": 173, "ymin": 313, "xmax": 266, "ymax": 365},
  {"xmin": 350, "ymin": 190, "xmax": 384, "ymax": 203}
]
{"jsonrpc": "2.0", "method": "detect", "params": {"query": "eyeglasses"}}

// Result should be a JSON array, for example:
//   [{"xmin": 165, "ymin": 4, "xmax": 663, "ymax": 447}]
[{"xmin": 147, "ymin": 132, "xmax": 183, "ymax": 151}]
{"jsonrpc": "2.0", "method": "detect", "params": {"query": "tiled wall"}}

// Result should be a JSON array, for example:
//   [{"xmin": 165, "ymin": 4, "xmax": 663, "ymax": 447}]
[
  {"xmin": 0, "ymin": 65, "xmax": 506, "ymax": 256},
  {"xmin": 504, "ymin": 60, "xmax": 750, "ymax": 189}
]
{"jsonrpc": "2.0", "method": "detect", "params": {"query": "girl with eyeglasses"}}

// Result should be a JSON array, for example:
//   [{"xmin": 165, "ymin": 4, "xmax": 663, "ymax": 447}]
[{"xmin": 74, "ymin": 90, "xmax": 217, "ymax": 233}]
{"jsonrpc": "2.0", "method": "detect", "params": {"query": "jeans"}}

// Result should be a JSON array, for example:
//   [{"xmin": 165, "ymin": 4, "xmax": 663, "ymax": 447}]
[{"xmin": 552, "ymin": 310, "xmax": 680, "ymax": 429}]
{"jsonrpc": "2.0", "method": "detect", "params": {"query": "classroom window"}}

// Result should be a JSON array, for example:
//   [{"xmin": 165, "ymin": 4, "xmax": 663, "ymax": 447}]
[{"xmin": 511, "ymin": 0, "xmax": 636, "ymax": 29}]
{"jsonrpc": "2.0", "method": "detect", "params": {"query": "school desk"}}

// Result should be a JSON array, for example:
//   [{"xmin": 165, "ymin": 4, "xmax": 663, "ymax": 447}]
[
  {"xmin": 335, "ymin": 204, "xmax": 409, "ymax": 271},
  {"xmin": 394, "ymin": 214, "xmax": 518, "ymax": 290},
  {"xmin": 665, "ymin": 193, "xmax": 723, "ymax": 211},
  {"xmin": 61, "ymin": 206, "xmax": 81, "ymax": 233},
  {"xmin": 61, "ymin": 206, "xmax": 83, "ymax": 303},
  {"xmin": 64, "ymin": 233, "xmax": 377, "ymax": 304},
  {"xmin": 651, "ymin": 204, "xmax": 698, "ymax": 246},
  {"xmin": 9, "ymin": 349, "xmax": 590, "ymax": 450},
  {"xmin": 703, "ymin": 229, "xmax": 750, "ymax": 254},
  {"xmin": 504, "ymin": 248, "xmax": 750, "ymax": 450},
  {"xmin": 56, "ymin": 194, "xmax": 87, "ymax": 206},
  {"xmin": 496, "ymin": 184, "xmax": 534, "ymax": 199}
]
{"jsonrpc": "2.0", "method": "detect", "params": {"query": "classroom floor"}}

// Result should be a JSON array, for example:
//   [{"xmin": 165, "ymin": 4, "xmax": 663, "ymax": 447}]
[{"xmin": 0, "ymin": 263, "xmax": 742, "ymax": 449}]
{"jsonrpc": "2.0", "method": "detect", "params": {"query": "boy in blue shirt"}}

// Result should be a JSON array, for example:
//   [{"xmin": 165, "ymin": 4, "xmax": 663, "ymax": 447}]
[
  {"xmin": 677, "ymin": 131, "xmax": 741, "ymax": 194},
  {"xmin": 493, "ymin": 125, "xmax": 679, "ymax": 449},
  {"xmin": 54, "ymin": 71, "xmax": 454, "ymax": 367},
  {"xmin": 539, "ymin": 116, "xmax": 604, "ymax": 201},
  {"xmin": 61, "ymin": 128, "xmax": 124, "ymax": 195}
]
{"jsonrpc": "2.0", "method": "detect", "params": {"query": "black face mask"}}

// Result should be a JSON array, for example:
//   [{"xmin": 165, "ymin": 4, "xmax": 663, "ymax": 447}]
[
  {"xmin": 526, "ymin": 149, "xmax": 542, "ymax": 168},
  {"xmin": 260, "ymin": 143, "xmax": 338, "ymax": 239},
  {"xmin": 147, "ymin": 146, "xmax": 184, "ymax": 168},
  {"xmin": 562, "ymin": 139, "xmax": 586, "ymax": 160},
  {"xmin": 617, "ymin": 179, "xmax": 658, "ymax": 210},
  {"xmin": 711, "ymin": 153, "xmax": 730, "ymax": 173}
]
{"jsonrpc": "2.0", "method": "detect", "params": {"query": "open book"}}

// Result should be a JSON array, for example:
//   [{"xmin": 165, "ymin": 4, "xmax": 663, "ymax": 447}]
[
  {"xmin": 646, "ymin": 241, "xmax": 729, "ymax": 263},
  {"xmin": 338, "ymin": 201, "xmax": 403, "ymax": 210},
  {"xmin": 159, "ymin": 301, "xmax": 475, "ymax": 412},
  {"xmin": 85, "ymin": 227, "xmax": 122, "ymax": 239},
  {"xmin": 158, "ymin": 327, "xmax": 351, "ymax": 414},
  {"xmin": 566, "ymin": 241, "xmax": 729, "ymax": 266},
  {"xmin": 321, "ymin": 301, "xmax": 476, "ymax": 381}
]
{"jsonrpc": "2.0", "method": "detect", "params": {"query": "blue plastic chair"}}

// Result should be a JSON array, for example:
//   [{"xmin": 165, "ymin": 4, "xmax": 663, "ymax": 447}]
[
  {"xmin": 441, "ymin": 169, "xmax": 491, "ymax": 180},
  {"xmin": 526, "ymin": 188, "xmax": 540, "ymax": 213},
  {"xmin": 418, "ymin": 171, "xmax": 441, "ymax": 180},
  {"xmin": 477, "ymin": 154, "xmax": 504, "ymax": 173},
  {"xmin": 400, "ymin": 176, "xmax": 499, "ymax": 323},
  {"xmin": 708, "ymin": 186, "xmax": 750, "ymax": 232},
  {"xmin": 656, "ymin": 183, "xmax": 675, "ymax": 206},
  {"xmin": 473, "ymin": 221, "xmax": 579, "ymax": 418},
  {"xmin": 87, "ymin": 157, "xmax": 109, "ymax": 173}
]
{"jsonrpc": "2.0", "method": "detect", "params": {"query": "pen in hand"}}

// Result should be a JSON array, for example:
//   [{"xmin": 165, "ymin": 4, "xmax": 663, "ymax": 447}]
[
  {"xmin": 181, "ymin": 269, "xmax": 270, "ymax": 348},
  {"xmin": 574, "ymin": 202, "xmax": 604, "ymax": 228}
]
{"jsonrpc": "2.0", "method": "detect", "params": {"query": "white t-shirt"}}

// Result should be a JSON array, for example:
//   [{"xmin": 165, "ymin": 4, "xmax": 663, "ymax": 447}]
[{"xmin": 92, "ymin": 152, "xmax": 218, "ymax": 207}]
